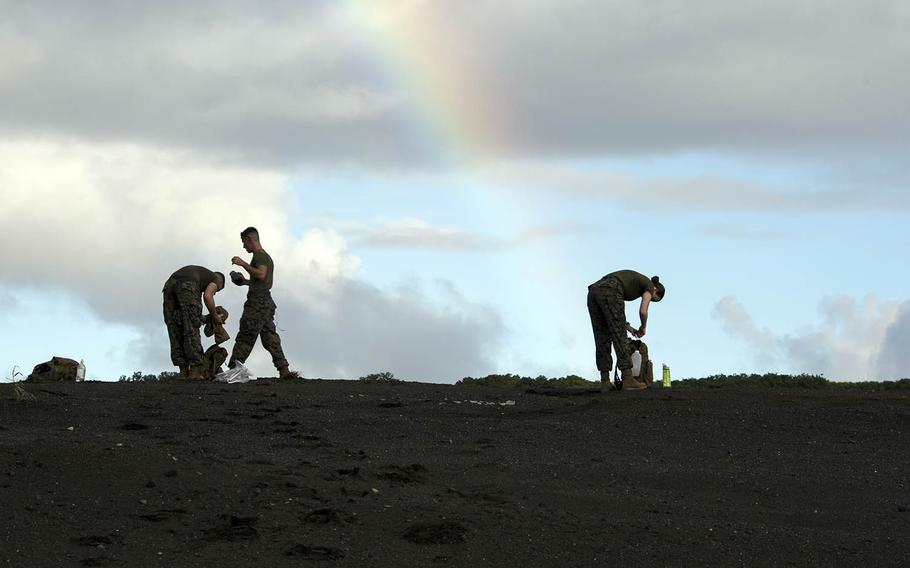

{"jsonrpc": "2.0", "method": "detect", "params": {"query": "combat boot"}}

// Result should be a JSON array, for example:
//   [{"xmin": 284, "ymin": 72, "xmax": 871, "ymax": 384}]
[
  {"xmin": 599, "ymin": 370, "xmax": 616, "ymax": 392},
  {"xmin": 178, "ymin": 366, "xmax": 189, "ymax": 380},
  {"xmin": 622, "ymin": 368, "xmax": 647, "ymax": 391},
  {"xmin": 277, "ymin": 365, "xmax": 297, "ymax": 380},
  {"xmin": 187, "ymin": 366, "xmax": 207, "ymax": 381}
]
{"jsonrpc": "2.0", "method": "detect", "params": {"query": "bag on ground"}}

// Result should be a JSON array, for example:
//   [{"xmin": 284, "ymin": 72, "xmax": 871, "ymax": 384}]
[
  {"xmin": 214, "ymin": 362, "xmax": 256, "ymax": 384},
  {"xmin": 629, "ymin": 340, "xmax": 654, "ymax": 386},
  {"xmin": 26, "ymin": 357, "xmax": 80, "ymax": 383}
]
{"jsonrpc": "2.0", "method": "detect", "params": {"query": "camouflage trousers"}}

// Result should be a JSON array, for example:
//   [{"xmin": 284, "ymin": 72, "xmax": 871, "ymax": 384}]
[
  {"xmin": 587, "ymin": 277, "xmax": 632, "ymax": 372},
  {"xmin": 229, "ymin": 292, "xmax": 288, "ymax": 370},
  {"xmin": 162, "ymin": 279, "xmax": 204, "ymax": 368}
]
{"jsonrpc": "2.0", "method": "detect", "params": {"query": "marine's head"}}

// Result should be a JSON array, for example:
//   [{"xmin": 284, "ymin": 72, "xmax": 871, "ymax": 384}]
[
  {"xmin": 651, "ymin": 276, "xmax": 665, "ymax": 302},
  {"xmin": 240, "ymin": 226, "xmax": 260, "ymax": 253},
  {"xmin": 213, "ymin": 272, "xmax": 226, "ymax": 291}
]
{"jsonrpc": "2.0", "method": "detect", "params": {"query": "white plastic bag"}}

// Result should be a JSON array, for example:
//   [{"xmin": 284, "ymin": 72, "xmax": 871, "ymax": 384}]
[{"xmin": 214, "ymin": 363, "xmax": 257, "ymax": 384}]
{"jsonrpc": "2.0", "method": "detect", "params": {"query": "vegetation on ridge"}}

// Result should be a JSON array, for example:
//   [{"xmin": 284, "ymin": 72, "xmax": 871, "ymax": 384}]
[
  {"xmin": 103, "ymin": 369, "xmax": 910, "ymax": 389},
  {"xmin": 457, "ymin": 372, "xmax": 910, "ymax": 390}
]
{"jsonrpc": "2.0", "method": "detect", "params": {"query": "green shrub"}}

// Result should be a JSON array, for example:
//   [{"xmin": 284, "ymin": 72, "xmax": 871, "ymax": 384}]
[
  {"xmin": 829, "ymin": 378, "xmax": 910, "ymax": 391},
  {"xmin": 457, "ymin": 372, "xmax": 910, "ymax": 391},
  {"xmin": 358, "ymin": 371, "xmax": 400, "ymax": 383},
  {"xmin": 118, "ymin": 371, "xmax": 178, "ymax": 382},
  {"xmin": 673, "ymin": 374, "xmax": 910, "ymax": 390},
  {"xmin": 457, "ymin": 374, "xmax": 597, "ymax": 388},
  {"xmin": 674, "ymin": 373, "xmax": 829, "ymax": 389}
]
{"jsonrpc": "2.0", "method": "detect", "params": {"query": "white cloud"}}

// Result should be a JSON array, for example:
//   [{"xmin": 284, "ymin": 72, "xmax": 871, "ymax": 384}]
[
  {"xmin": 713, "ymin": 296, "xmax": 777, "ymax": 353},
  {"xmin": 876, "ymin": 302, "xmax": 910, "ymax": 379},
  {"xmin": 0, "ymin": 139, "xmax": 505, "ymax": 380},
  {"xmin": 266, "ymin": 278, "xmax": 506, "ymax": 381},
  {"xmin": 0, "ymin": 140, "xmax": 293, "ymax": 322},
  {"xmin": 714, "ymin": 294, "xmax": 906, "ymax": 380}
]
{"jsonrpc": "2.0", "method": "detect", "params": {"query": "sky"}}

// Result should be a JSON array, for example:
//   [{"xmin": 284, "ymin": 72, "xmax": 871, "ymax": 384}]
[{"xmin": 1, "ymin": 0, "xmax": 909, "ymax": 382}]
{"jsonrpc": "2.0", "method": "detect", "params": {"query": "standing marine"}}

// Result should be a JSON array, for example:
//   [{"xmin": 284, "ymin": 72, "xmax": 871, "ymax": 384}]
[
  {"xmin": 228, "ymin": 226, "xmax": 295, "ymax": 378},
  {"xmin": 162, "ymin": 265, "xmax": 225, "ymax": 380},
  {"xmin": 587, "ymin": 269, "xmax": 665, "ymax": 391}
]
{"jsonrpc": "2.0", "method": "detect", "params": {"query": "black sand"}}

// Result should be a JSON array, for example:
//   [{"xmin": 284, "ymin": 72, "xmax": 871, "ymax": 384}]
[{"xmin": 2, "ymin": 380, "xmax": 908, "ymax": 567}]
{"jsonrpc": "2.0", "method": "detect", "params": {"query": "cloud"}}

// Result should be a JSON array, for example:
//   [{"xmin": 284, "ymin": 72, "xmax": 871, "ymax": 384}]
[
  {"xmin": 0, "ymin": 139, "xmax": 505, "ymax": 380},
  {"xmin": 458, "ymin": 0, "xmax": 910, "ymax": 160},
  {"xmin": 713, "ymin": 296, "xmax": 778, "ymax": 369},
  {"xmin": 0, "ymin": 139, "xmax": 295, "ymax": 324},
  {"xmin": 341, "ymin": 218, "xmax": 588, "ymax": 251},
  {"xmin": 347, "ymin": 219, "xmax": 499, "ymax": 250},
  {"xmin": 2, "ymin": 1, "xmax": 909, "ymax": 168},
  {"xmin": 270, "ymin": 278, "xmax": 505, "ymax": 381},
  {"xmin": 0, "ymin": 2, "xmax": 433, "ymax": 167},
  {"xmin": 697, "ymin": 223, "xmax": 786, "ymax": 240},
  {"xmin": 713, "ymin": 295, "xmax": 907, "ymax": 380},
  {"xmin": 476, "ymin": 159, "xmax": 910, "ymax": 213},
  {"xmin": 876, "ymin": 302, "xmax": 910, "ymax": 379}
]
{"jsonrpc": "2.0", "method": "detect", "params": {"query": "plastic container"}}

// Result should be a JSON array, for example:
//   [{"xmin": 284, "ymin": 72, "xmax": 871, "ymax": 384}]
[
  {"xmin": 76, "ymin": 360, "xmax": 86, "ymax": 382},
  {"xmin": 631, "ymin": 351, "xmax": 642, "ymax": 377},
  {"xmin": 662, "ymin": 364, "xmax": 671, "ymax": 388}
]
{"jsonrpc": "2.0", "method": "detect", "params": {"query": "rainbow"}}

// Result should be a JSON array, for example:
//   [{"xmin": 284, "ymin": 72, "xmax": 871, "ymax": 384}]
[
  {"xmin": 337, "ymin": 1, "xmax": 582, "ymax": 309},
  {"xmin": 302, "ymin": 2, "xmax": 592, "ymax": 378},
  {"xmin": 340, "ymin": 0, "xmax": 515, "ymax": 169},
  {"xmin": 336, "ymin": 3, "xmax": 587, "ymax": 368},
  {"xmin": 339, "ymin": 0, "xmax": 539, "ymax": 268}
]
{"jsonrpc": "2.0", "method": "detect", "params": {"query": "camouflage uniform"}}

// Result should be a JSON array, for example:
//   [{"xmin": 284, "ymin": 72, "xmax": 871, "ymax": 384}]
[
  {"xmin": 228, "ymin": 248, "xmax": 289, "ymax": 373},
  {"xmin": 587, "ymin": 276, "xmax": 632, "ymax": 373},
  {"xmin": 228, "ymin": 291, "xmax": 288, "ymax": 370},
  {"xmin": 162, "ymin": 279, "xmax": 205, "ymax": 368}
]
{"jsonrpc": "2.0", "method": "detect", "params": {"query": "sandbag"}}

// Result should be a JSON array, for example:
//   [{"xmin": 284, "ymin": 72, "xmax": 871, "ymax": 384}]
[
  {"xmin": 27, "ymin": 357, "xmax": 79, "ymax": 383},
  {"xmin": 203, "ymin": 306, "xmax": 230, "ymax": 345},
  {"xmin": 201, "ymin": 344, "xmax": 228, "ymax": 380},
  {"xmin": 629, "ymin": 340, "xmax": 654, "ymax": 386}
]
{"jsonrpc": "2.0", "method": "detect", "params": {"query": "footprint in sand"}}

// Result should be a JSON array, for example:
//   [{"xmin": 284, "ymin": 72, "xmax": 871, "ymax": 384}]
[
  {"xmin": 402, "ymin": 522, "xmax": 468, "ymax": 545},
  {"xmin": 202, "ymin": 514, "xmax": 260, "ymax": 542},
  {"xmin": 376, "ymin": 464, "xmax": 428, "ymax": 485},
  {"xmin": 285, "ymin": 544, "xmax": 345, "ymax": 560},
  {"xmin": 302, "ymin": 507, "xmax": 355, "ymax": 525}
]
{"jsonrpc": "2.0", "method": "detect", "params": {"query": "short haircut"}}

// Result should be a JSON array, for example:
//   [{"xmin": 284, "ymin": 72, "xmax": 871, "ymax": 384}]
[
  {"xmin": 214, "ymin": 272, "xmax": 226, "ymax": 290},
  {"xmin": 240, "ymin": 226, "xmax": 259, "ymax": 240}
]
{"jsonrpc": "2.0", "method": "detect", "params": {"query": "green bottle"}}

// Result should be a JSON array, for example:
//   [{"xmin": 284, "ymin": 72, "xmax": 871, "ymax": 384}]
[{"xmin": 662, "ymin": 364, "xmax": 671, "ymax": 388}]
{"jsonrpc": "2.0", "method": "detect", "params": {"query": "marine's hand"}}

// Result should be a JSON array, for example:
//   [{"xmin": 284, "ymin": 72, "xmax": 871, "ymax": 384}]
[
  {"xmin": 231, "ymin": 256, "xmax": 243, "ymax": 266},
  {"xmin": 637, "ymin": 327, "xmax": 646, "ymax": 338},
  {"xmin": 212, "ymin": 314, "xmax": 223, "ymax": 325}
]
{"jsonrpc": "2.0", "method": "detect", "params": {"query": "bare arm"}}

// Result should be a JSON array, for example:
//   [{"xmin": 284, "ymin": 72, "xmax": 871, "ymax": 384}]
[
  {"xmin": 202, "ymin": 283, "xmax": 222, "ymax": 324},
  {"xmin": 232, "ymin": 256, "xmax": 268, "ymax": 281},
  {"xmin": 636, "ymin": 291, "xmax": 652, "ymax": 337}
]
